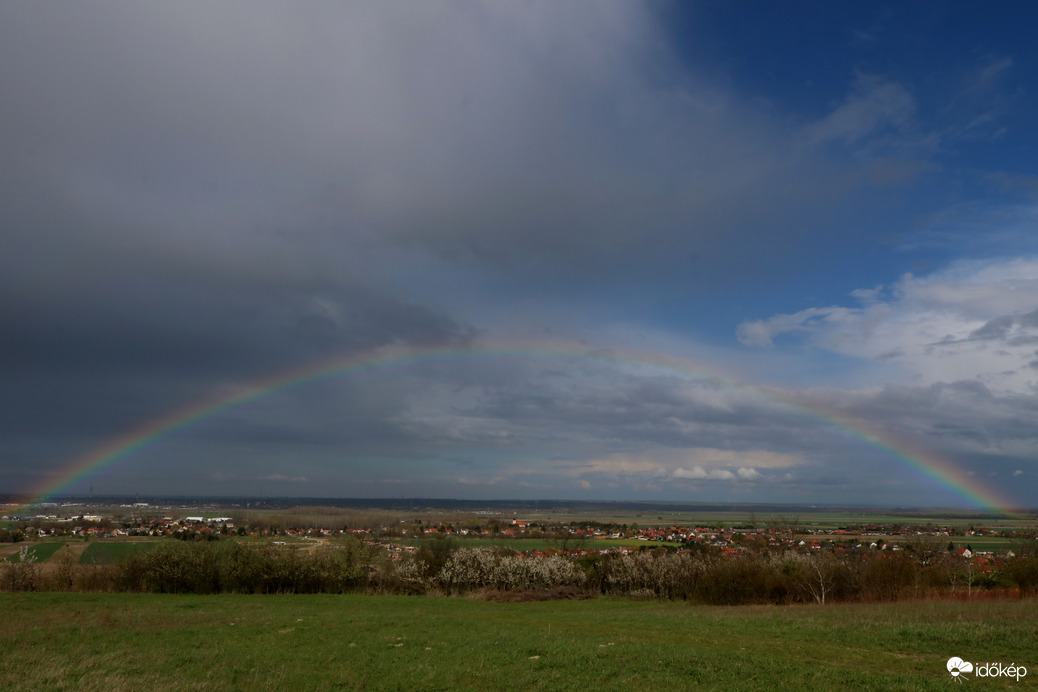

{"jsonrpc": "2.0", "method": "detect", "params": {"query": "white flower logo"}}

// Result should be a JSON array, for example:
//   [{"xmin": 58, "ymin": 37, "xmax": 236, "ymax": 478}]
[{"xmin": 947, "ymin": 657, "xmax": 974, "ymax": 681}]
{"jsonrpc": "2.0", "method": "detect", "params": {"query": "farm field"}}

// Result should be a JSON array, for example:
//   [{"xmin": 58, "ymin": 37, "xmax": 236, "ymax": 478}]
[
  {"xmin": 2, "ymin": 593, "xmax": 1035, "ymax": 691},
  {"xmin": 78, "ymin": 541, "xmax": 158, "ymax": 564},
  {"xmin": 0, "ymin": 539, "xmax": 164, "ymax": 565},
  {"xmin": 0, "ymin": 541, "xmax": 65, "ymax": 563}
]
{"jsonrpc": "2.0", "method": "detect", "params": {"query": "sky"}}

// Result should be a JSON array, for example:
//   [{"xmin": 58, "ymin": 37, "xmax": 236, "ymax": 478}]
[{"xmin": 3, "ymin": 1, "xmax": 1038, "ymax": 508}]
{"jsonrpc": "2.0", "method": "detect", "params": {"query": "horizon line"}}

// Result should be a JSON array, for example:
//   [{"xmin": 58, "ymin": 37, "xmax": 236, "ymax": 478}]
[{"xmin": 7, "ymin": 493, "xmax": 1036, "ymax": 516}]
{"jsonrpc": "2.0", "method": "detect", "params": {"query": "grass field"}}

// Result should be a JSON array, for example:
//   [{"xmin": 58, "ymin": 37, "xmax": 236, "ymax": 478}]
[
  {"xmin": 1, "ymin": 593, "xmax": 1035, "ymax": 691},
  {"xmin": 78, "ymin": 541, "xmax": 157, "ymax": 564}
]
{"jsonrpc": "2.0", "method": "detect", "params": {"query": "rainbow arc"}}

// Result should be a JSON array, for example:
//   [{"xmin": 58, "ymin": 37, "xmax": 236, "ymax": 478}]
[{"xmin": 17, "ymin": 339, "xmax": 1023, "ymax": 514}]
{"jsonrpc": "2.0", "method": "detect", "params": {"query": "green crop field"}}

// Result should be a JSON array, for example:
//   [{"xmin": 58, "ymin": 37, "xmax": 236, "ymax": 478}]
[
  {"xmin": 0, "ymin": 542, "xmax": 65, "ymax": 563},
  {"xmin": 1, "ymin": 593, "xmax": 1035, "ymax": 691},
  {"xmin": 78, "ymin": 542, "xmax": 158, "ymax": 565}
]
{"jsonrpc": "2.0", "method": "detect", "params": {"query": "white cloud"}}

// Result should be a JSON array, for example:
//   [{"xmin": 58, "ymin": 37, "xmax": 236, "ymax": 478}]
[
  {"xmin": 674, "ymin": 466, "xmax": 734, "ymax": 481},
  {"xmin": 668, "ymin": 466, "xmax": 759, "ymax": 482},
  {"xmin": 578, "ymin": 449, "xmax": 800, "ymax": 477},
  {"xmin": 738, "ymin": 256, "xmax": 1038, "ymax": 393},
  {"xmin": 519, "ymin": 449, "xmax": 798, "ymax": 492},
  {"xmin": 737, "ymin": 467, "xmax": 761, "ymax": 480}
]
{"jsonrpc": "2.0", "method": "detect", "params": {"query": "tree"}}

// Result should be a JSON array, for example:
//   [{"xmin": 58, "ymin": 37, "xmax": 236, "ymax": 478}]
[
  {"xmin": 964, "ymin": 555, "xmax": 978, "ymax": 598},
  {"xmin": 768, "ymin": 515, "xmax": 799, "ymax": 542},
  {"xmin": 547, "ymin": 528, "xmax": 585, "ymax": 553},
  {"xmin": 943, "ymin": 553, "xmax": 978, "ymax": 597},
  {"xmin": 415, "ymin": 536, "xmax": 456, "ymax": 577},
  {"xmin": 792, "ymin": 552, "xmax": 843, "ymax": 605}
]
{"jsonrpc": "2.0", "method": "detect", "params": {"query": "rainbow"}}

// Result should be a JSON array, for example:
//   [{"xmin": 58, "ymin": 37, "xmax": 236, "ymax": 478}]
[
  {"xmin": 16, "ymin": 338, "xmax": 1024, "ymax": 513},
  {"xmin": 773, "ymin": 389, "xmax": 1020, "ymax": 514}
]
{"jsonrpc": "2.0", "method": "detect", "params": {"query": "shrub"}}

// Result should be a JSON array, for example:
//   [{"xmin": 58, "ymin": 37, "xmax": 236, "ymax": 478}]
[
  {"xmin": 0, "ymin": 546, "xmax": 41, "ymax": 592},
  {"xmin": 601, "ymin": 550, "xmax": 707, "ymax": 599},
  {"xmin": 857, "ymin": 552, "xmax": 916, "ymax": 601},
  {"xmin": 437, "ymin": 549, "xmax": 586, "ymax": 595},
  {"xmin": 695, "ymin": 553, "xmax": 792, "ymax": 605},
  {"xmin": 1005, "ymin": 555, "xmax": 1038, "ymax": 595},
  {"xmin": 136, "ymin": 542, "xmax": 220, "ymax": 594}
]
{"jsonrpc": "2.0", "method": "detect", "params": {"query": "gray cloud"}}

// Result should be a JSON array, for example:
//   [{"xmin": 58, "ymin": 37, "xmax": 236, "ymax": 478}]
[{"xmin": 968, "ymin": 315, "xmax": 1015, "ymax": 341}]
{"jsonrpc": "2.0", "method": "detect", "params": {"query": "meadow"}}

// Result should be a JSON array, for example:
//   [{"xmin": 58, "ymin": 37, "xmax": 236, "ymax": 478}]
[{"xmin": 2, "ymin": 593, "xmax": 1035, "ymax": 690}]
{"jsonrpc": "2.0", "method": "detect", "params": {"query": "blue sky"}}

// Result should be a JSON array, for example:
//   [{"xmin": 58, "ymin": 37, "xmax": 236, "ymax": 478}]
[{"xmin": 3, "ymin": 2, "xmax": 1038, "ymax": 508}]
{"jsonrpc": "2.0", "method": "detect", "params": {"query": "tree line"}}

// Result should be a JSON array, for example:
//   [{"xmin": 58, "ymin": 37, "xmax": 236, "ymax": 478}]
[{"xmin": 4, "ymin": 538, "xmax": 1038, "ymax": 603}]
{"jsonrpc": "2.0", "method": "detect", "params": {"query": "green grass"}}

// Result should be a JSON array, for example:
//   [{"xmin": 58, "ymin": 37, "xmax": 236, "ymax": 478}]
[
  {"xmin": 1, "ymin": 593, "xmax": 1035, "ymax": 691},
  {"xmin": 1, "ymin": 542, "xmax": 65, "ymax": 563},
  {"xmin": 79, "ymin": 542, "xmax": 157, "ymax": 564}
]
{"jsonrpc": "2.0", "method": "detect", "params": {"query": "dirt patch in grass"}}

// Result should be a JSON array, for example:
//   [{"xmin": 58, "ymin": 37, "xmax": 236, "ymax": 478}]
[{"xmin": 0, "ymin": 544, "xmax": 26, "ymax": 560}]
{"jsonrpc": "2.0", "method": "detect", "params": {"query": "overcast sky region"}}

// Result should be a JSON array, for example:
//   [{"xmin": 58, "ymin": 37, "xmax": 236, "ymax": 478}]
[{"xmin": 4, "ymin": 2, "xmax": 1038, "ymax": 508}]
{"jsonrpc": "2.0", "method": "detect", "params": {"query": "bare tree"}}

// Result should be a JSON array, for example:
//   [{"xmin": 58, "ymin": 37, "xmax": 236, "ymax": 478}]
[
  {"xmin": 944, "ymin": 551, "xmax": 978, "ymax": 597},
  {"xmin": 769, "ymin": 515, "xmax": 800, "ymax": 543},
  {"xmin": 963, "ymin": 554, "xmax": 978, "ymax": 598},
  {"xmin": 792, "ymin": 551, "xmax": 842, "ymax": 605},
  {"xmin": 547, "ymin": 526, "xmax": 586, "ymax": 553}
]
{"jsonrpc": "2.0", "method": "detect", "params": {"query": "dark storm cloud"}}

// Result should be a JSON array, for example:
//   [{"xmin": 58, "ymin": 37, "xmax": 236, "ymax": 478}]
[
  {"xmin": 0, "ymin": 0, "xmax": 944, "ymax": 375},
  {"xmin": 0, "ymin": 0, "xmax": 902, "ymax": 303},
  {"xmin": 2, "ymin": 5, "xmax": 477, "ymax": 358},
  {"xmin": 4, "ymin": 274, "xmax": 466, "ymax": 376}
]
